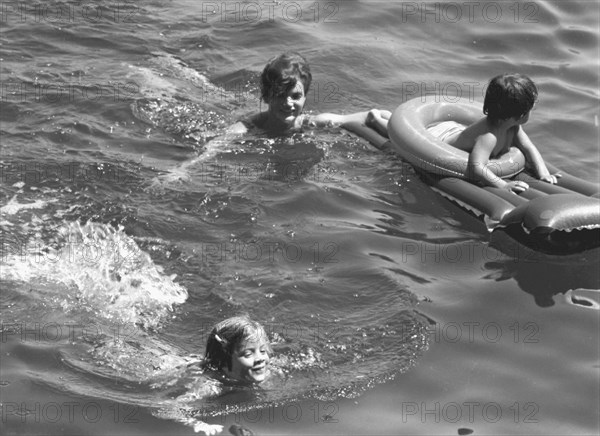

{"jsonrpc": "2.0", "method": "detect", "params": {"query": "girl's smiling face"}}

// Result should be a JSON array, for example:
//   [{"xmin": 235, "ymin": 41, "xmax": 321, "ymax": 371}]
[
  {"xmin": 225, "ymin": 338, "xmax": 270, "ymax": 384},
  {"xmin": 266, "ymin": 81, "xmax": 306, "ymax": 128}
]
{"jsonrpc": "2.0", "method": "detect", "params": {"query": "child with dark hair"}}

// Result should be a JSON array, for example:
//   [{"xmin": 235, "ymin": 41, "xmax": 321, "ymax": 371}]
[
  {"xmin": 159, "ymin": 52, "xmax": 380, "ymax": 182},
  {"xmin": 228, "ymin": 51, "xmax": 376, "ymax": 133},
  {"xmin": 483, "ymin": 73, "xmax": 538, "ymax": 123},
  {"xmin": 434, "ymin": 73, "xmax": 557, "ymax": 193},
  {"xmin": 260, "ymin": 52, "xmax": 313, "ymax": 103},
  {"xmin": 368, "ymin": 73, "xmax": 558, "ymax": 193}
]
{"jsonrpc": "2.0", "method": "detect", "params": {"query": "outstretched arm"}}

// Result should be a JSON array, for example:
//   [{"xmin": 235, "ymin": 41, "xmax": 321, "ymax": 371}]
[
  {"xmin": 155, "ymin": 127, "xmax": 244, "ymax": 183},
  {"xmin": 309, "ymin": 109, "xmax": 392, "ymax": 135},
  {"xmin": 308, "ymin": 111, "xmax": 371, "ymax": 127},
  {"xmin": 469, "ymin": 135, "xmax": 529, "ymax": 193},
  {"xmin": 514, "ymin": 126, "xmax": 557, "ymax": 183},
  {"xmin": 156, "ymin": 409, "xmax": 223, "ymax": 435},
  {"xmin": 366, "ymin": 109, "xmax": 391, "ymax": 137}
]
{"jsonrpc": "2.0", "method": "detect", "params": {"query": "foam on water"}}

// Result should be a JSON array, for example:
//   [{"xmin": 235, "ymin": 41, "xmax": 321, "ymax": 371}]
[{"xmin": 1, "ymin": 220, "xmax": 188, "ymax": 329}]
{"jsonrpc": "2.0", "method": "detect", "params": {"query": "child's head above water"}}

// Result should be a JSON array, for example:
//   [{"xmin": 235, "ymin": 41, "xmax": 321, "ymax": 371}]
[
  {"xmin": 204, "ymin": 316, "xmax": 272, "ymax": 384},
  {"xmin": 260, "ymin": 52, "xmax": 312, "ymax": 103},
  {"xmin": 483, "ymin": 73, "xmax": 538, "ymax": 124}
]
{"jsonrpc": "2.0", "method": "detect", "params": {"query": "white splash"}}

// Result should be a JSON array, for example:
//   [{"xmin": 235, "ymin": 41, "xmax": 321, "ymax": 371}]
[{"xmin": 1, "ymin": 221, "xmax": 188, "ymax": 329}]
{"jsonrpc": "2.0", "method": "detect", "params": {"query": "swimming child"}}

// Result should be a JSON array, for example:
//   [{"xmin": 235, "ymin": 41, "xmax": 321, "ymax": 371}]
[
  {"xmin": 367, "ymin": 74, "xmax": 559, "ymax": 194},
  {"xmin": 168, "ymin": 316, "xmax": 271, "ymax": 435},
  {"xmin": 228, "ymin": 51, "xmax": 376, "ymax": 134},
  {"xmin": 158, "ymin": 52, "xmax": 381, "ymax": 182},
  {"xmin": 203, "ymin": 315, "xmax": 272, "ymax": 385}
]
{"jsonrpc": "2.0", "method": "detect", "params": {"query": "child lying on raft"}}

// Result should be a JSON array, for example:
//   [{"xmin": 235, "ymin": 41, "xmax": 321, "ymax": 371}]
[
  {"xmin": 368, "ymin": 73, "xmax": 559, "ymax": 194},
  {"xmin": 161, "ymin": 52, "xmax": 383, "ymax": 181}
]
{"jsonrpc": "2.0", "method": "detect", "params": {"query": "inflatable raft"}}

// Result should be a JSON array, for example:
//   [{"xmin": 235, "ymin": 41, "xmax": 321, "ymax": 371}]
[{"xmin": 345, "ymin": 96, "xmax": 600, "ymax": 254}]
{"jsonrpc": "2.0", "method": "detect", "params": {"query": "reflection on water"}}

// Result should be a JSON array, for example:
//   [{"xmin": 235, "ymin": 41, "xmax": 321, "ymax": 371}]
[{"xmin": 488, "ymin": 232, "xmax": 600, "ymax": 307}]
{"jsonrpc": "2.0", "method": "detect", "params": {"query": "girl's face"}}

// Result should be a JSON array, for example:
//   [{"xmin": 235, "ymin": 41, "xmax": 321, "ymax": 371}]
[
  {"xmin": 267, "ymin": 81, "xmax": 306, "ymax": 128},
  {"xmin": 225, "ymin": 338, "xmax": 270, "ymax": 384}
]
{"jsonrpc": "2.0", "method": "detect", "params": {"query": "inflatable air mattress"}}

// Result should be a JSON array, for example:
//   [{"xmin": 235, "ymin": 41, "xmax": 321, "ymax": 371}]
[{"xmin": 344, "ymin": 97, "xmax": 600, "ymax": 253}]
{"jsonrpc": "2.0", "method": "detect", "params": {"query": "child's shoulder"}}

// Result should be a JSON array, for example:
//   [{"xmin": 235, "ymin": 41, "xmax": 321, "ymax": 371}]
[
  {"xmin": 464, "ymin": 117, "xmax": 498, "ymax": 139},
  {"xmin": 228, "ymin": 112, "xmax": 268, "ymax": 134},
  {"xmin": 240, "ymin": 112, "xmax": 268, "ymax": 129},
  {"xmin": 449, "ymin": 117, "xmax": 492, "ymax": 151},
  {"xmin": 250, "ymin": 111, "xmax": 269, "ymax": 126}
]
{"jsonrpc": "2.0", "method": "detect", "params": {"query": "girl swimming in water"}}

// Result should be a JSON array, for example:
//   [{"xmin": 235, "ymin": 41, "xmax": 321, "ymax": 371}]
[
  {"xmin": 203, "ymin": 315, "xmax": 272, "ymax": 385},
  {"xmin": 159, "ymin": 52, "xmax": 381, "ymax": 182},
  {"xmin": 228, "ymin": 51, "xmax": 376, "ymax": 133},
  {"xmin": 171, "ymin": 316, "xmax": 271, "ymax": 435}
]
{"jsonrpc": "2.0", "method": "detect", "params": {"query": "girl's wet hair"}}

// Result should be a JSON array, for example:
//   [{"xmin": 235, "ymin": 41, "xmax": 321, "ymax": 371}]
[
  {"xmin": 204, "ymin": 316, "xmax": 271, "ymax": 371},
  {"xmin": 483, "ymin": 73, "xmax": 538, "ymax": 123},
  {"xmin": 260, "ymin": 52, "xmax": 312, "ymax": 102}
]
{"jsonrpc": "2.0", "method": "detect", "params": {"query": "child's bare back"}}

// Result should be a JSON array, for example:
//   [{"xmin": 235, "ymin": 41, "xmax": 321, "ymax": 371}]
[{"xmin": 447, "ymin": 117, "xmax": 519, "ymax": 159}]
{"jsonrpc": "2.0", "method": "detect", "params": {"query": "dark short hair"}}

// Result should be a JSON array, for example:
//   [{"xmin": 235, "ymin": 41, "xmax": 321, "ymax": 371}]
[
  {"xmin": 204, "ymin": 316, "xmax": 271, "ymax": 371},
  {"xmin": 260, "ymin": 52, "xmax": 312, "ymax": 102},
  {"xmin": 483, "ymin": 73, "xmax": 538, "ymax": 123}
]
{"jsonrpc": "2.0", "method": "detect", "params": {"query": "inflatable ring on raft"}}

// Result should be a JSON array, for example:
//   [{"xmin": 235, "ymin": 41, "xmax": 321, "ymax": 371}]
[
  {"xmin": 387, "ymin": 96, "xmax": 526, "ymax": 179},
  {"xmin": 344, "ymin": 96, "xmax": 600, "ymax": 254}
]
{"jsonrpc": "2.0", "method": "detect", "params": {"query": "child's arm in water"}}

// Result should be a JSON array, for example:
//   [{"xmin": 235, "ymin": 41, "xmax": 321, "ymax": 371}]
[
  {"xmin": 192, "ymin": 422, "xmax": 223, "ymax": 435},
  {"xmin": 228, "ymin": 110, "xmax": 388, "ymax": 134},
  {"xmin": 157, "ymin": 109, "xmax": 390, "ymax": 183},
  {"xmin": 365, "ymin": 109, "xmax": 391, "ymax": 137},
  {"xmin": 513, "ymin": 126, "xmax": 558, "ymax": 184},
  {"xmin": 468, "ymin": 133, "xmax": 530, "ymax": 194},
  {"xmin": 156, "ymin": 127, "xmax": 245, "ymax": 183},
  {"xmin": 163, "ymin": 412, "xmax": 223, "ymax": 435},
  {"xmin": 308, "ymin": 111, "xmax": 370, "ymax": 127}
]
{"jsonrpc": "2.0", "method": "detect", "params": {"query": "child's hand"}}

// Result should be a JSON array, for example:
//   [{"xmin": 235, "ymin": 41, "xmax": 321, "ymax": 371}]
[
  {"xmin": 504, "ymin": 180, "xmax": 529, "ymax": 194},
  {"xmin": 193, "ymin": 422, "xmax": 223, "ymax": 435},
  {"xmin": 366, "ymin": 109, "xmax": 391, "ymax": 125},
  {"xmin": 539, "ymin": 173, "xmax": 561, "ymax": 184},
  {"xmin": 365, "ymin": 109, "xmax": 391, "ymax": 137}
]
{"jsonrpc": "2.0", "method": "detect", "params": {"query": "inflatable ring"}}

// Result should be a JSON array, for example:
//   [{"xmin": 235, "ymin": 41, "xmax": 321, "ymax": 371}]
[
  {"xmin": 343, "ymin": 97, "xmax": 600, "ymax": 254},
  {"xmin": 387, "ymin": 95, "xmax": 525, "ymax": 179}
]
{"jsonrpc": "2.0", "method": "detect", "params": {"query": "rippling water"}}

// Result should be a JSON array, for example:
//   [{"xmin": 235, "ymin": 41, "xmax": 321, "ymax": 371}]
[{"xmin": 1, "ymin": 1, "xmax": 599, "ymax": 435}]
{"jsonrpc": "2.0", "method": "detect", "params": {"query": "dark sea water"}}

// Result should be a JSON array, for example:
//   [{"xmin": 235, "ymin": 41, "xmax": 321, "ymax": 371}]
[{"xmin": 1, "ymin": 1, "xmax": 599, "ymax": 435}]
